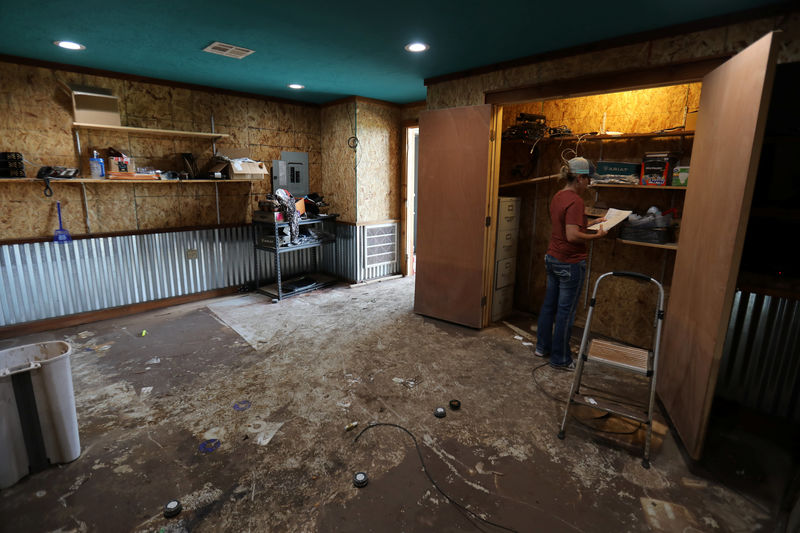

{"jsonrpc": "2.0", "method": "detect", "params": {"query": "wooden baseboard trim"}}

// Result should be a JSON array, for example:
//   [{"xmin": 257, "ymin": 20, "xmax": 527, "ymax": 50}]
[{"xmin": 0, "ymin": 287, "xmax": 240, "ymax": 340}]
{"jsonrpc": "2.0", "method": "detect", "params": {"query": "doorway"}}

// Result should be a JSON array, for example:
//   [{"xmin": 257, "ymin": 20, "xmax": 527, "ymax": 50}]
[{"xmin": 403, "ymin": 124, "xmax": 419, "ymax": 276}]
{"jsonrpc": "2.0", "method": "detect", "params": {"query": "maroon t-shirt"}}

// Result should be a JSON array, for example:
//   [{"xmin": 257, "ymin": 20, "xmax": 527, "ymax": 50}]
[{"xmin": 546, "ymin": 189, "xmax": 587, "ymax": 263}]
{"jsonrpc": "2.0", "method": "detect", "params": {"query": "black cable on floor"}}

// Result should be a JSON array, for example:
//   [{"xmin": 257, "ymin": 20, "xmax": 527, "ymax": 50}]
[
  {"xmin": 354, "ymin": 422, "xmax": 518, "ymax": 533},
  {"xmin": 532, "ymin": 361, "xmax": 644, "ymax": 435}
]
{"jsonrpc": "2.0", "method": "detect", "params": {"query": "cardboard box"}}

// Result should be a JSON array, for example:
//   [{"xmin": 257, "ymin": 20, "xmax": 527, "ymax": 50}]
[
  {"xmin": 672, "ymin": 166, "xmax": 689, "ymax": 186},
  {"xmin": 595, "ymin": 161, "xmax": 641, "ymax": 183},
  {"xmin": 209, "ymin": 148, "xmax": 269, "ymax": 180},
  {"xmin": 641, "ymin": 152, "xmax": 679, "ymax": 186},
  {"xmin": 63, "ymin": 84, "xmax": 121, "ymax": 126},
  {"xmin": 107, "ymin": 156, "xmax": 135, "ymax": 177}
]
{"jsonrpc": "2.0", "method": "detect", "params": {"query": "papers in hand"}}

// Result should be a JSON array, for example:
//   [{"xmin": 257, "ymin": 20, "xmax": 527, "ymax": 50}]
[{"xmin": 588, "ymin": 208, "xmax": 632, "ymax": 231}]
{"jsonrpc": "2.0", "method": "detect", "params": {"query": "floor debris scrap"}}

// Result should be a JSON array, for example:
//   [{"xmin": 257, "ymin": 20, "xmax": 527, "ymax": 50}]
[{"xmin": 0, "ymin": 277, "xmax": 783, "ymax": 531}]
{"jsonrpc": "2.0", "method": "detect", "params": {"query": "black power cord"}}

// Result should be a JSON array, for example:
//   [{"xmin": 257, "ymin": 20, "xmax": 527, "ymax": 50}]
[{"xmin": 354, "ymin": 423, "xmax": 518, "ymax": 533}]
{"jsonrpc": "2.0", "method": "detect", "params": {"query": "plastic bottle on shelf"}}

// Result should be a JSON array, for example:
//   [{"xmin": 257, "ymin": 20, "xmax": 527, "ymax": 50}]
[{"xmin": 89, "ymin": 150, "xmax": 105, "ymax": 178}]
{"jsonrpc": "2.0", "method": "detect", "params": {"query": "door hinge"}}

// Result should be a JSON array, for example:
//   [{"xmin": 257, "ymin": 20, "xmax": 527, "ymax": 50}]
[
  {"xmin": 485, "ymin": 216, "xmax": 491, "ymax": 227},
  {"xmin": 481, "ymin": 296, "xmax": 487, "ymax": 307},
  {"xmin": 490, "ymin": 130, "xmax": 496, "ymax": 142}
]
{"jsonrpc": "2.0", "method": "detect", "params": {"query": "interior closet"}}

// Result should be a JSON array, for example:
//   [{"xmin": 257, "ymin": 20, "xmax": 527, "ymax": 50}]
[{"xmin": 415, "ymin": 33, "xmax": 797, "ymax": 466}]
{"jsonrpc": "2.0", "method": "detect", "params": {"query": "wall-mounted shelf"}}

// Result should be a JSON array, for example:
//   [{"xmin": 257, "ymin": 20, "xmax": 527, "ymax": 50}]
[
  {"xmin": 505, "ymin": 131, "xmax": 694, "ymax": 145},
  {"xmin": 72, "ymin": 122, "xmax": 229, "ymax": 139},
  {"xmin": 0, "ymin": 178, "xmax": 259, "ymax": 183},
  {"xmin": 617, "ymin": 239, "xmax": 678, "ymax": 250},
  {"xmin": 592, "ymin": 183, "xmax": 687, "ymax": 190}
]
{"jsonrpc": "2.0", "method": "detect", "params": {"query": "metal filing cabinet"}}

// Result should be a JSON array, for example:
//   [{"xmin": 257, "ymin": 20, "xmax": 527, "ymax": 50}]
[{"xmin": 492, "ymin": 197, "xmax": 520, "ymax": 321}]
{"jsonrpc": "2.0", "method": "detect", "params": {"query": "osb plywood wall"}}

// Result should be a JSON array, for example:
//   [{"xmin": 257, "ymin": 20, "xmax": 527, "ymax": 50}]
[
  {"xmin": 427, "ymin": 15, "xmax": 800, "ymax": 109},
  {"xmin": 356, "ymin": 100, "xmax": 401, "ymax": 223},
  {"xmin": 0, "ymin": 60, "xmax": 321, "ymax": 240},
  {"xmin": 321, "ymin": 101, "xmax": 357, "ymax": 224},
  {"xmin": 502, "ymin": 83, "xmax": 702, "ymax": 136},
  {"xmin": 399, "ymin": 102, "xmax": 426, "ymax": 124}
]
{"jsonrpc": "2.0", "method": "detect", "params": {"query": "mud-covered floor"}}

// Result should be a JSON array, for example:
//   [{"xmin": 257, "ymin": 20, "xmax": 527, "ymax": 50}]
[{"xmin": 0, "ymin": 277, "xmax": 780, "ymax": 532}]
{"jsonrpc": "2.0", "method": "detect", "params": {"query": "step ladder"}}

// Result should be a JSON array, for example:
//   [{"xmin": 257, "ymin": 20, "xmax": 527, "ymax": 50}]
[{"xmin": 557, "ymin": 271, "xmax": 665, "ymax": 468}]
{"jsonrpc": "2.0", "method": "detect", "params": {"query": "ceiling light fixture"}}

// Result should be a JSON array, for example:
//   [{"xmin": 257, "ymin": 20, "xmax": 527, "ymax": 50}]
[
  {"xmin": 54, "ymin": 40, "xmax": 85, "ymax": 50},
  {"xmin": 288, "ymin": 84, "xmax": 305, "ymax": 90},
  {"xmin": 404, "ymin": 42, "xmax": 429, "ymax": 53}
]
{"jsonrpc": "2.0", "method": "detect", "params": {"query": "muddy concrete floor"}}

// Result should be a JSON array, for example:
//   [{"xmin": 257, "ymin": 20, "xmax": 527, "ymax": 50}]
[{"xmin": 0, "ymin": 277, "xmax": 777, "ymax": 532}]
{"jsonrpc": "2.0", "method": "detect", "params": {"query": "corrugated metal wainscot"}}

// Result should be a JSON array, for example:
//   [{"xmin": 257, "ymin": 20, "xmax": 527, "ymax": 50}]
[
  {"xmin": 0, "ymin": 226, "xmax": 316, "ymax": 327},
  {"xmin": 717, "ymin": 290, "xmax": 800, "ymax": 422}
]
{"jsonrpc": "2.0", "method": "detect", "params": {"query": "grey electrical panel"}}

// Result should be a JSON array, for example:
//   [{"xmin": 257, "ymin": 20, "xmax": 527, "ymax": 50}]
[{"xmin": 272, "ymin": 151, "xmax": 308, "ymax": 197}]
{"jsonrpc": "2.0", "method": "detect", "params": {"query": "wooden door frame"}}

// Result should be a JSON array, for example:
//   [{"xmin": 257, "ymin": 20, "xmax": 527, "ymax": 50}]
[
  {"xmin": 482, "ymin": 106, "xmax": 504, "ymax": 326},
  {"xmin": 400, "ymin": 120, "xmax": 418, "ymax": 276}
]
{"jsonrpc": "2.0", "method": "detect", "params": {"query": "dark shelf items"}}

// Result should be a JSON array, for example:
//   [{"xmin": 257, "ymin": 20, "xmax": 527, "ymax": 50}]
[{"xmin": 252, "ymin": 214, "xmax": 338, "ymax": 301}]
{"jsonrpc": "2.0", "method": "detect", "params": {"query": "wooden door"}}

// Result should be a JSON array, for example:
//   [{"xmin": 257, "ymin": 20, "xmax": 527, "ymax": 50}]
[
  {"xmin": 414, "ymin": 105, "xmax": 500, "ymax": 328},
  {"xmin": 658, "ymin": 32, "xmax": 779, "ymax": 459}
]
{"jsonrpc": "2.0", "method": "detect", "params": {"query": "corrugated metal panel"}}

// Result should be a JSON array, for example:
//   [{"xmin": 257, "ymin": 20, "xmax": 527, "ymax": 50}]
[
  {"xmin": 717, "ymin": 290, "xmax": 800, "ymax": 421},
  {"xmin": 0, "ymin": 226, "xmax": 318, "ymax": 327}
]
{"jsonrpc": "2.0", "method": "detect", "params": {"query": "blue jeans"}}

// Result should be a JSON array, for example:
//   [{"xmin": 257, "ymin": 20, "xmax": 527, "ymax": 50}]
[{"xmin": 536, "ymin": 255, "xmax": 586, "ymax": 367}]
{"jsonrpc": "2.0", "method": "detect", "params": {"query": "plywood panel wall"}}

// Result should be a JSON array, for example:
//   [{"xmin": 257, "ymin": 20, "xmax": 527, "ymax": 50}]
[
  {"xmin": 321, "ymin": 102, "xmax": 357, "ymax": 224},
  {"xmin": 0, "ymin": 60, "xmax": 321, "ymax": 240},
  {"xmin": 427, "ymin": 15, "xmax": 798, "ymax": 110},
  {"xmin": 356, "ymin": 100, "xmax": 401, "ymax": 223},
  {"xmin": 502, "ymin": 84, "xmax": 701, "ymax": 136}
]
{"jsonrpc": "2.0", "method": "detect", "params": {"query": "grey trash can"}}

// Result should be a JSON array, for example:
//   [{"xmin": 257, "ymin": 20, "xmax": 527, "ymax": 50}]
[{"xmin": 0, "ymin": 341, "xmax": 80, "ymax": 488}]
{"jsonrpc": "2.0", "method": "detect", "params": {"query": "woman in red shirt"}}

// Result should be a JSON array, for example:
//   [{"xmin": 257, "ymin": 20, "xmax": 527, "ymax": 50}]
[{"xmin": 535, "ymin": 157, "xmax": 607, "ymax": 370}]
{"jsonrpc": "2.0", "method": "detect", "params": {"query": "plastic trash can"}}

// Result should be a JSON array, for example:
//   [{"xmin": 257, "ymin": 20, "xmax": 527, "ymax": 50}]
[{"xmin": 1, "ymin": 341, "xmax": 80, "ymax": 489}]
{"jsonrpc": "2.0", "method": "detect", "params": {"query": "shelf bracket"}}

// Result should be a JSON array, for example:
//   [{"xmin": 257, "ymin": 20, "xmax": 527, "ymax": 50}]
[{"xmin": 81, "ymin": 183, "xmax": 91, "ymax": 234}]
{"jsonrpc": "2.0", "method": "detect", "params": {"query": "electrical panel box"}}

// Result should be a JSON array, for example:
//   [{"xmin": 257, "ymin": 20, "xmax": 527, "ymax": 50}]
[{"xmin": 272, "ymin": 151, "xmax": 309, "ymax": 197}]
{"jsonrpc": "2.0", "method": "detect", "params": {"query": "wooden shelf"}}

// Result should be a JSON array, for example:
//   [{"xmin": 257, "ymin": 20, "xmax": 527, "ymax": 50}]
[
  {"xmin": 504, "ymin": 130, "xmax": 694, "ymax": 145},
  {"xmin": 499, "ymin": 174, "xmax": 559, "ymax": 188},
  {"xmin": 617, "ymin": 239, "xmax": 678, "ymax": 250},
  {"xmin": 73, "ymin": 122, "xmax": 229, "ymax": 139},
  {"xmin": 592, "ymin": 183, "xmax": 687, "ymax": 190},
  {"xmin": 0, "ymin": 178, "xmax": 260, "ymax": 183}
]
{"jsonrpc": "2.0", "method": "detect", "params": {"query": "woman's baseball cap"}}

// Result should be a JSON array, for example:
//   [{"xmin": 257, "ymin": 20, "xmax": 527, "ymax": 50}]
[{"xmin": 568, "ymin": 157, "xmax": 597, "ymax": 178}]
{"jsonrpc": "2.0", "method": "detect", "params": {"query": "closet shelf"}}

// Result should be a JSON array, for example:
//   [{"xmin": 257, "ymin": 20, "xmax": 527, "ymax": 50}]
[{"xmin": 73, "ymin": 122, "xmax": 229, "ymax": 139}]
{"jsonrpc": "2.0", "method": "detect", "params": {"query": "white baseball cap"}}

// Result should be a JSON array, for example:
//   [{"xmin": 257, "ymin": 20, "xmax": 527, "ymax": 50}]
[{"xmin": 568, "ymin": 157, "xmax": 597, "ymax": 177}]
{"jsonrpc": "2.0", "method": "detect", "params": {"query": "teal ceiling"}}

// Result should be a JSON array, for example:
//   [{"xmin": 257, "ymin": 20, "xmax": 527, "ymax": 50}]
[{"xmin": 0, "ymin": 1, "xmax": 790, "ymax": 104}]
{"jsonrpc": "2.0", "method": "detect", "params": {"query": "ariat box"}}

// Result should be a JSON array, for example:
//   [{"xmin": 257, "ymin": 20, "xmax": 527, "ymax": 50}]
[
  {"xmin": 641, "ymin": 152, "xmax": 680, "ymax": 186},
  {"xmin": 595, "ymin": 161, "xmax": 641, "ymax": 183}
]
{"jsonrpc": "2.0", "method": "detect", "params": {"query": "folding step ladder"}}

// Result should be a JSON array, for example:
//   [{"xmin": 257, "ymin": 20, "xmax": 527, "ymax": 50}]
[{"xmin": 557, "ymin": 271, "xmax": 665, "ymax": 468}]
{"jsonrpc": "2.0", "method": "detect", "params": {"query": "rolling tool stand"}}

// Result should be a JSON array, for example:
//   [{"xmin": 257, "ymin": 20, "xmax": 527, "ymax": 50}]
[{"xmin": 557, "ymin": 271, "xmax": 665, "ymax": 468}]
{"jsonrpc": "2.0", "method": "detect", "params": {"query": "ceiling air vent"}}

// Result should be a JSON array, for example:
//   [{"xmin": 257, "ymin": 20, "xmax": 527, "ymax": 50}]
[{"xmin": 202, "ymin": 41, "xmax": 255, "ymax": 59}]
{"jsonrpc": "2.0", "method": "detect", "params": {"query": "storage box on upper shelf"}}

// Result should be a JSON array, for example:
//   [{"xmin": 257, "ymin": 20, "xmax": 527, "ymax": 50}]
[
  {"xmin": 672, "ymin": 166, "xmax": 689, "ymax": 186},
  {"xmin": 67, "ymin": 84, "xmax": 121, "ymax": 126},
  {"xmin": 207, "ymin": 148, "xmax": 269, "ymax": 180},
  {"xmin": 641, "ymin": 152, "xmax": 680, "ymax": 186},
  {"xmin": 595, "ymin": 161, "xmax": 641, "ymax": 185}
]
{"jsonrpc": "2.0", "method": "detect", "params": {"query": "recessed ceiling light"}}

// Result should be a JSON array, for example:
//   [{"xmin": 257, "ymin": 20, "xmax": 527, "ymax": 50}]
[
  {"xmin": 288, "ymin": 84, "xmax": 305, "ymax": 90},
  {"xmin": 404, "ymin": 42, "xmax": 429, "ymax": 53},
  {"xmin": 54, "ymin": 40, "xmax": 85, "ymax": 50}
]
